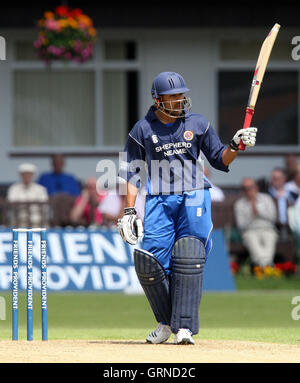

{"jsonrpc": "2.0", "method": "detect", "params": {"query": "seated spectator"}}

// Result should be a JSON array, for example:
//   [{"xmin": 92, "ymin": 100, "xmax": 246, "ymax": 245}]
[
  {"xmin": 99, "ymin": 184, "xmax": 125, "ymax": 227},
  {"xmin": 287, "ymin": 203, "xmax": 300, "ymax": 265},
  {"xmin": 99, "ymin": 178, "xmax": 145, "ymax": 226},
  {"xmin": 204, "ymin": 166, "xmax": 225, "ymax": 202},
  {"xmin": 7, "ymin": 163, "xmax": 49, "ymax": 227},
  {"xmin": 268, "ymin": 168, "xmax": 296, "ymax": 238},
  {"xmin": 234, "ymin": 178, "xmax": 278, "ymax": 268},
  {"xmin": 70, "ymin": 177, "xmax": 106, "ymax": 226},
  {"xmin": 284, "ymin": 154, "xmax": 298, "ymax": 182},
  {"xmin": 284, "ymin": 163, "xmax": 300, "ymax": 203},
  {"xmin": 38, "ymin": 154, "xmax": 81, "ymax": 197}
]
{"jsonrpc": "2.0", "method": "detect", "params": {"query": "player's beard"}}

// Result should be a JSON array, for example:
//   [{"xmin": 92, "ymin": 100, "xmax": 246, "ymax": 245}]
[{"xmin": 163, "ymin": 100, "xmax": 184, "ymax": 117}]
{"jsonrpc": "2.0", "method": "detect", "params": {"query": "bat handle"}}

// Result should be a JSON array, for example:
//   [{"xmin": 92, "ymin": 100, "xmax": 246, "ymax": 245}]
[{"xmin": 238, "ymin": 107, "xmax": 255, "ymax": 151}]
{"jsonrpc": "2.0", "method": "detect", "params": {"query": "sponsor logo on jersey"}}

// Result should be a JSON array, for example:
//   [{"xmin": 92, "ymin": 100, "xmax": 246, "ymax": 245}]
[{"xmin": 183, "ymin": 130, "xmax": 194, "ymax": 141}]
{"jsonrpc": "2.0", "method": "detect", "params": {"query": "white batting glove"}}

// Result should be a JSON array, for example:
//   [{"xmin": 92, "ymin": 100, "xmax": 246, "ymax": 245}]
[
  {"xmin": 117, "ymin": 207, "xmax": 144, "ymax": 245},
  {"xmin": 230, "ymin": 127, "xmax": 258, "ymax": 150}
]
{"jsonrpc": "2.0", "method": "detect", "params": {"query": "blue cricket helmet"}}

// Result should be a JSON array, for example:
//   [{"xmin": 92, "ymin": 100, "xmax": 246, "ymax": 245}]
[{"xmin": 151, "ymin": 72, "xmax": 190, "ymax": 98}]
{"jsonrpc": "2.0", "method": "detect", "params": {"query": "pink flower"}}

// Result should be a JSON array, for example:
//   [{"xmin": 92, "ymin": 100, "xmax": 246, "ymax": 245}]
[
  {"xmin": 56, "ymin": 47, "xmax": 65, "ymax": 55},
  {"xmin": 47, "ymin": 45, "xmax": 63, "ymax": 56},
  {"xmin": 45, "ymin": 19, "xmax": 60, "ymax": 31},
  {"xmin": 34, "ymin": 39, "xmax": 42, "ymax": 49},
  {"xmin": 64, "ymin": 52, "xmax": 72, "ymax": 60},
  {"xmin": 78, "ymin": 22, "xmax": 87, "ymax": 30},
  {"xmin": 81, "ymin": 47, "xmax": 92, "ymax": 59},
  {"xmin": 47, "ymin": 45, "xmax": 55, "ymax": 54},
  {"xmin": 73, "ymin": 40, "xmax": 82, "ymax": 53}
]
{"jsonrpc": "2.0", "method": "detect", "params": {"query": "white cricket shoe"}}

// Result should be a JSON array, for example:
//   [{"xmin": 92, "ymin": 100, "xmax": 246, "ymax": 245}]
[
  {"xmin": 146, "ymin": 323, "xmax": 172, "ymax": 344},
  {"xmin": 174, "ymin": 328, "xmax": 195, "ymax": 345}
]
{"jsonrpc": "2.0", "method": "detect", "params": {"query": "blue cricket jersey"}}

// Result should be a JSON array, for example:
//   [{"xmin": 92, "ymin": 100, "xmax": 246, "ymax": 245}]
[{"xmin": 120, "ymin": 106, "xmax": 229, "ymax": 194}]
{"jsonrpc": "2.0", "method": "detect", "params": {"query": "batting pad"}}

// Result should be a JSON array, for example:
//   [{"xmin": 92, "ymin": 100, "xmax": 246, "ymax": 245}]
[
  {"xmin": 134, "ymin": 249, "xmax": 172, "ymax": 325},
  {"xmin": 170, "ymin": 236, "xmax": 205, "ymax": 335}
]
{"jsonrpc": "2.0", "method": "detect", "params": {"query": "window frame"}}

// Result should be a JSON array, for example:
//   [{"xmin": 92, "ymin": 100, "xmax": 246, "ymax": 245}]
[
  {"xmin": 216, "ymin": 32, "xmax": 300, "ymax": 154},
  {"xmin": 9, "ymin": 28, "xmax": 142, "ymax": 155}
]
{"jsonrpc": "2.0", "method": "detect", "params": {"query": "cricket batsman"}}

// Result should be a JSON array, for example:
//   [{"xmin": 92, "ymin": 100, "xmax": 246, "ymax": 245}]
[{"xmin": 117, "ymin": 71, "xmax": 257, "ymax": 344}]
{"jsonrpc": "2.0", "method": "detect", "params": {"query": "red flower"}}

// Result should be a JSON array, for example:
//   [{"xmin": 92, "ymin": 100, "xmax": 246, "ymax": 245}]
[
  {"xmin": 275, "ymin": 261, "xmax": 297, "ymax": 274},
  {"xmin": 230, "ymin": 261, "xmax": 239, "ymax": 274},
  {"xmin": 69, "ymin": 8, "xmax": 83, "ymax": 18},
  {"xmin": 55, "ymin": 5, "xmax": 69, "ymax": 17},
  {"xmin": 284, "ymin": 261, "xmax": 297, "ymax": 273}
]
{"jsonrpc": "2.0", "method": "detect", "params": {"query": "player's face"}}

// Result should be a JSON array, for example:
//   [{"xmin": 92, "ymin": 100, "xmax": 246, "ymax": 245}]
[{"xmin": 160, "ymin": 93, "xmax": 185, "ymax": 116}]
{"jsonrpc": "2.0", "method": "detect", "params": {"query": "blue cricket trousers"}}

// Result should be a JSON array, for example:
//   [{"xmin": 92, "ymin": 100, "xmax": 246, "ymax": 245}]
[{"xmin": 142, "ymin": 189, "xmax": 213, "ymax": 274}]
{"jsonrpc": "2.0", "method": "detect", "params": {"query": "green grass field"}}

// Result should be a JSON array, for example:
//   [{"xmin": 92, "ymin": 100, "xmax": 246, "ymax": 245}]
[
  {"xmin": 234, "ymin": 273, "xmax": 300, "ymax": 290},
  {"xmin": 1, "ymin": 285, "xmax": 300, "ymax": 345}
]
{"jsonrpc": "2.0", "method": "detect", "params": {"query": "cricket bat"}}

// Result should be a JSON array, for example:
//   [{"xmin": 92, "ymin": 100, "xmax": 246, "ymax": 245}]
[{"xmin": 239, "ymin": 23, "xmax": 281, "ymax": 150}]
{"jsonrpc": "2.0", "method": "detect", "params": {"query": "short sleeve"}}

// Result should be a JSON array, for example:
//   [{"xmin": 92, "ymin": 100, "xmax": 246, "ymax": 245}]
[
  {"xmin": 119, "ymin": 123, "xmax": 146, "ymax": 187},
  {"xmin": 201, "ymin": 122, "xmax": 229, "ymax": 173}
]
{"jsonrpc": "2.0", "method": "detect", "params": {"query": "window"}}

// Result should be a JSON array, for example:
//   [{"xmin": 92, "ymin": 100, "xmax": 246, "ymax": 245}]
[
  {"xmin": 218, "ymin": 71, "xmax": 298, "ymax": 146},
  {"xmin": 102, "ymin": 40, "xmax": 139, "ymax": 147},
  {"xmin": 12, "ymin": 37, "xmax": 140, "ymax": 150},
  {"xmin": 102, "ymin": 70, "xmax": 139, "ymax": 146},
  {"xmin": 13, "ymin": 70, "xmax": 95, "ymax": 146}
]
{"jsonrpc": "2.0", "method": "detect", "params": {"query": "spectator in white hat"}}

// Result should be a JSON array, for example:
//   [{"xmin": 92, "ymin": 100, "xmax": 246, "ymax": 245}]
[{"xmin": 7, "ymin": 163, "xmax": 49, "ymax": 227}]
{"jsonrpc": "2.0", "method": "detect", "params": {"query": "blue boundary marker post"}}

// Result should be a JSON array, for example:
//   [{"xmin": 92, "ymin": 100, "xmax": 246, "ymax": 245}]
[
  {"xmin": 12, "ymin": 230, "xmax": 19, "ymax": 341},
  {"xmin": 203, "ymin": 229, "xmax": 236, "ymax": 291},
  {"xmin": 40, "ymin": 229, "xmax": 48, "ymax": 341},
  {"xmin": 26, "ymin": 230, "xmax": 33, "ymax": 341}
]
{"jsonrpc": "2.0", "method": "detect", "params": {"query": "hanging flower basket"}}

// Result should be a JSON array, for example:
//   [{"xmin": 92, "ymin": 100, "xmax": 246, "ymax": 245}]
[{"xmin": 34, "ymin": 6, "xmax": 97, "ymax": 64}]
